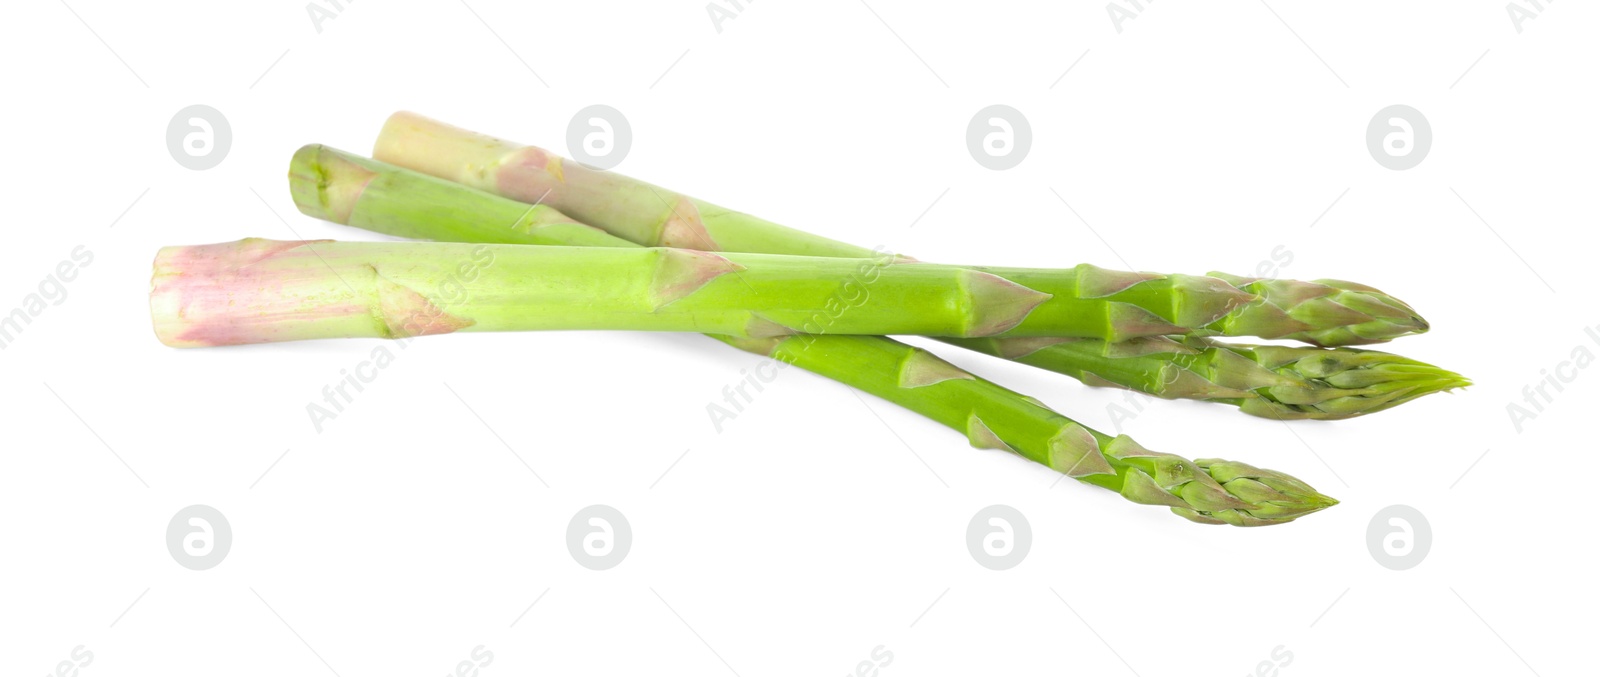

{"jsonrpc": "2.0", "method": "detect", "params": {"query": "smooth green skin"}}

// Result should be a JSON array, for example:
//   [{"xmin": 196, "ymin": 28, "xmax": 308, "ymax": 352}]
[
  {"xmin": 232, "ymin": 180, "xmax": 1393, "ymax": 343},
  {"xmin": 153, "ymin": 238, "xmax": 1373, "ymax": 343},
  {"xmin": 176, "ymin": 217, "xmax": 1409, "ymax": 344},
  {"xmin": 285, "ymin": 144, "xmax": 1338, "ymax": 526},
  {"xmin": 714, "ymin": 333, "xmax": 1337, "ymax": 526},
  {"xmin": 155, "ymin": 239, "xmax": 1047, "ymax": 342},
  {"xmin": 375, "ymin": 112, "xmax": 1428, "ymax": 347},
  {"xmin": 372, "ymin": 114, "xmax": 1454, "ymax": 418}
]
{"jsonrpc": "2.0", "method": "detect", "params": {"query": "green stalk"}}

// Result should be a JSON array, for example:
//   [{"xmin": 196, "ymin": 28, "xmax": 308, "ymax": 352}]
[
  {"xmin": 280, "ymin": 144, "xmax": 1337, "ymax": 526},
  {"xmin": 948, "ymin": 336, "xmax": 1469, "ymax": 420},
  {"xmin": 371, "ymin": 112, "xmax": 1459, "ymax": 418},
  {"xmin": 148, "ymin": 237, "xmax": 1412, "ymax": 345},
  {"xmin": 376, "ymin": 112, "xmax": 1426, "ymax": 347},
  {"xmin": 151, "ymin": 220, "xmax": 1433, "ymax": 346},
  {"xmin": 719, "ymin": 333, "xmax": 1337, "ymax": 526}
]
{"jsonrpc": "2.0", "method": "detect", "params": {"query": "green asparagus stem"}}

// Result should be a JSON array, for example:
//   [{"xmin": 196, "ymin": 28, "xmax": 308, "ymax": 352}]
[
  {"xmin": 149, "ymin": 237, "xmax": 1416, "ymax": 346},
  {"xmin": 717, "ymin": 334, "xmax": 1337, "ymax": 526},
  {"xmin": 371, "ymin": 113, "xmax": 1460, "ymax": 418},
  {"xmin": 947, "ymin": 336, "xmax": 1470, "ymax": 420},
  {"xmin": 156, "ymin": 236, "xmax": 1440, "ymax": 355},
  {"xmin": 375, "ymin": 111, "xmax": 1427, "ymax": 347},
  {"xmin": 157, "ymin": 194, "xmax": 1428, "ymax": 346},
  {"xmin": 137, "ymin": 239, "xmax": 951, "ymax": 343},
  {"xmin": 282, "ymin": 144, "xmax": 1338, "ymax": 525}
]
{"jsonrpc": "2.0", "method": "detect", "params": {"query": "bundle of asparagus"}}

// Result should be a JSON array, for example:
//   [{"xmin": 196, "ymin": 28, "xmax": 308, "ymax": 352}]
[
  {"xmin": 368, "ymin": 112, "xmax": 1466, "ymax": 420},
  {"xmin": 147, "ymin": 114, "xmax": 1467, "ymax": 527}
]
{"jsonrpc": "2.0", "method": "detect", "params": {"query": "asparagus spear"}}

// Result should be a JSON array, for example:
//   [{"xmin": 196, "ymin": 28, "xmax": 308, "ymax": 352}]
[
  {"xmin": 150, "ymin": 235, "xmax": 1428, "ymax": 346},
  {"xmin": 151, "ymin": 229, "xmax": 1436, "ymax": 347},
  {"xmin": 948, "ymin": 336, "xmax": 1469, "ymax": 420},
  {"xmin": 717, "ymin": 333, "xmax": 1337, "ymax": 526},
  {"xmin": 371, "ymin": 113, "xmax": 1461, "ymax": 418},
  {"xmin": 375, "ymin": 111, "xmax": 1427, "ymax": 347},
  {"xmin": 157, "ymin": 237, "xmax": 1064, "ymax": 345},
  {"xmin": 280, "ymin": 144, "xmax": 1337, "ymax": 525}
]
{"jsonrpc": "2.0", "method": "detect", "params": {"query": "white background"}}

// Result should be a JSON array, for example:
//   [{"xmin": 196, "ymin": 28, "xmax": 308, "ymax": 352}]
[{"xmin": 2, "ymin": 2, "xmax": 1593, "ymax": 675}]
